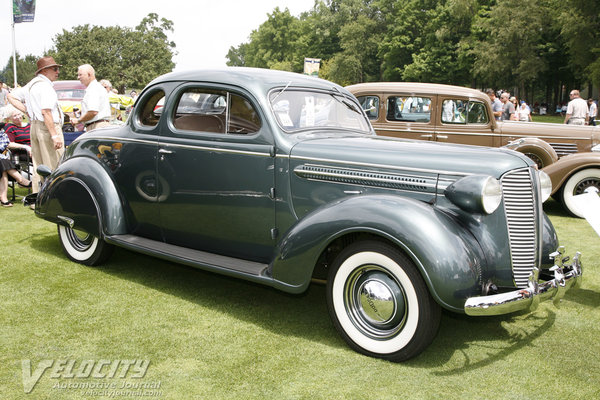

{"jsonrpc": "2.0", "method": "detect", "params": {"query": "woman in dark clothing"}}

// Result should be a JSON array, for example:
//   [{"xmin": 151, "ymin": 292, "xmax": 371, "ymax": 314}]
[{"xmin": 0, "ymin": 130, "xmax": 31, "ymax": 207}]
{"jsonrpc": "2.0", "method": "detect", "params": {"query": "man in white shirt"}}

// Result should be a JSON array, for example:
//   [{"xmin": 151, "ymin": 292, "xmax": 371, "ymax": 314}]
[
  {"xmin": 7, "ymin": 56, "xmax": 64, "ymax": 192},
  {"xmin": 588, "ymin": 98, "xmax": 597, "ymax": 126},
  {"xmin": 564, "ymin": 90, "xmax": 589, "ymax": 125},
  {"xmin": 71, "ymin": 64, "xmax": 111, "ymax": 131}
]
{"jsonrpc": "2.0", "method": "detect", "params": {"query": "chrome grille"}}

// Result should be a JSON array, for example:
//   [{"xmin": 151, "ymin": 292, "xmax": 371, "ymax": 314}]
[
  {"xmin": 501, "ymin": 168, "xmax": 537, "ymax": 288},
  {"xmin": 549, "ymin": 142, "xmax": 578, "ymax": 157}
]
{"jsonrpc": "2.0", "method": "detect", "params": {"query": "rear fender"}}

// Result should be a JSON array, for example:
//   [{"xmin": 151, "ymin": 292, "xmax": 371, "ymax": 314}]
[
  {"xmin": 271, "ymin": 195, "xmax": 486, "ymax": 312},
  {"xmin": 36, "ymin": 157, "xmax": 128, "ymax": 236}
]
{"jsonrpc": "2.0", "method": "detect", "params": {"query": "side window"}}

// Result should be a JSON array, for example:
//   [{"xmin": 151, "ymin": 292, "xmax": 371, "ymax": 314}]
[
  {"xmin": 467, "ymin": 101, "xmax": 489, "ymax": 124},
  {"xmin": 173, "ymin": 89, "xmax": 227, "ymax": 133},
  {"xmin": 441, "ymin": 100, "xmax": 489, "ymax": 125},
  {"xmin": 357, "ymin": 95, "xmax": 379, "ymax": 120},
  {"xmin": 386, "ymin": 96, "xmax": 431, "ymax": 122},
  {"xmin": 228, "ymin": 93, "xmax": 261, "ymax": 134},
  {"xmin": 137, "ymin": 90, "xmax": 165, "ymax": 128}
]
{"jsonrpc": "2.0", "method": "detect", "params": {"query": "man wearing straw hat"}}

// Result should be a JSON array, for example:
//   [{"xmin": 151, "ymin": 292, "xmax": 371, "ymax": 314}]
[{"xmin": 7, "ymin": 56, "xmax": 64, "ymax": 192}]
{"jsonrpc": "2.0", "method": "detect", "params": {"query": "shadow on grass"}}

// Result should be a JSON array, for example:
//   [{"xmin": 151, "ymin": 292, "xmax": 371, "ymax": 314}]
[
  {"xmin": 29, "ymin": 231, "xmax": 562, "ymax": 370},
  {"xmin": 95, "ymin": 247, "xmax": 342, "ymax": 349},
  {"xmin": 409, "ymin": 309, "xmax": 556, "ymax": 373}
]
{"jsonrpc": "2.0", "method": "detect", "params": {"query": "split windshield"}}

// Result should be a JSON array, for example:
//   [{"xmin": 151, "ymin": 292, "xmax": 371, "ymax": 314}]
[{"xmin": 270, "ymin": 89, "xmax": 372, "ymax": 134}]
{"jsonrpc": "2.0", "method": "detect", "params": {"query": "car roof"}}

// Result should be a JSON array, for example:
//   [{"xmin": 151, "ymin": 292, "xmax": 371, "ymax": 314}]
[
  {"xmin": 148, "ymin": 67, "xmax": 348, "ymax": 94},
  {"xmin": 346, "ymin": 82, "xmax": 486, "ymax": 99},
  {"xmin": 54, "ymin": 80, "xmax": 86, "ymax": 90}
]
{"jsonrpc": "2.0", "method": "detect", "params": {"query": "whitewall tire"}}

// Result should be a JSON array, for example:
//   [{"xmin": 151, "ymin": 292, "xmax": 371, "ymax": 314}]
[
  {"xmin": 326, "ymin": 241, "xmax": 441, "ymax": 362},
  {"xmin": 57, "ymin": 225, "xmax": 114, "ymax": 266},
  {"xmin": 560, "ymin": 168, "xmax": 600, "ymax": 218}
]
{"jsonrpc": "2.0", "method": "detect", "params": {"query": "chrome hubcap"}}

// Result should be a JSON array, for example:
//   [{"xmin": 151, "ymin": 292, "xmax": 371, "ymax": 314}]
[{"xmin": 345, "ymin": 266, "xmax": 407, "ymax": 339}]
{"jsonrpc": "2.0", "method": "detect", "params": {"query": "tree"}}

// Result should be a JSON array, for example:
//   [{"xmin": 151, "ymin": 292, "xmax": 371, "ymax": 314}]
[
  {"xmin": 471, "ymin": 0, "xmax": 550, "ymax": 96},
  {"xmin": 50, "ymin": 13, "xmax": 176, "ymax": 93},
  {"xmin": 227, "ymin": 8, "xmax": 304, "ymax": 71},
  {"xmin": 400, "ymin": 0, "xmax": 479, "ymax": 85},
  {"xmin": 0, "ymin": 53, "xmax": 38, "ymax": 87},
  {"xmin": 554, "ymin": 0, "xmax": 600, "ymax": 96}
]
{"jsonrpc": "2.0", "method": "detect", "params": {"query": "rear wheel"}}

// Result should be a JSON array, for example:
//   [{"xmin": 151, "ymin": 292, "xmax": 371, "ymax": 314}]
[
  {"xmin": 559, "ymin": 168, "xmax": 600, "ymax": 218},
  {"xmin": 326, "ymin": 241, "xmax": 441, "ymax": 362},
  {"xmin": 57, "ymin": 225, "xmax": 114, "ymax": 266}
]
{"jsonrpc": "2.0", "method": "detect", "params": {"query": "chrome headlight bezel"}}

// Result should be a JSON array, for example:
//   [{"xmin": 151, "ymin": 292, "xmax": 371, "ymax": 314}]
[
  {"xmin": 538, "ymin": 170, "xmax": 552, "ymax": 202},
  {"xmin": 444, "ymin": 175, "xmax": 503, "ymax": 215}
]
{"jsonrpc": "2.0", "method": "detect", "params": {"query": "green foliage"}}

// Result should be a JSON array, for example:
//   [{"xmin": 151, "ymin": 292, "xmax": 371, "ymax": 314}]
[
  {"xmin": 2, "ymin": 13, "xmax": 176, "ymax": 93},
  {"xmin": 1, "ymin": 53, "xmax": 38, "ymax": 87},
  {"xmin": 226, "ymin": 0, "xmax": 599, "ymax": 99}
]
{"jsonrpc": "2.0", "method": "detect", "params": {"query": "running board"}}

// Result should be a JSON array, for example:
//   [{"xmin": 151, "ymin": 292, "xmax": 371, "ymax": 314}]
[{"xmin": 105, "ymin": 234, "xmax": 272, "ymax": 284}]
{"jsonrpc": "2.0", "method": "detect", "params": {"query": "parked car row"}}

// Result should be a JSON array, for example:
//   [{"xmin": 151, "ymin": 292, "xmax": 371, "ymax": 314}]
[
  {"xmin": 29, "ymin": 68, "xmax": 584, "ymax": 362},
  {"xmin": 347, "ymin": 82, "xmax": 600, "ymax": 218}
]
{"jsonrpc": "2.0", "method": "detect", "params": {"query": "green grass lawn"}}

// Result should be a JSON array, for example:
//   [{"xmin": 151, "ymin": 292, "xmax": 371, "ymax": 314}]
[
  {"xmin": 531, "ymin": 114, "xmax": 564, "ymax": 124},
  {"xmin": 1, "ymin": 188, "xmax": 599, "ymax": 399}
]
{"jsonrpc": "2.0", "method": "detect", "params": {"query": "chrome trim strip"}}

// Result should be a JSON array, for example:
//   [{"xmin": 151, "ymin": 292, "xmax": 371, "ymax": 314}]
[
  {"xmin": 78, "ymin": 136, "xmax": 272, "ymax": 157},
  {"xmin": 435, "ymin": 130, "xmax": 496, "ymax": 137},
  {"xmin": 289, "ymin": 155, "xmax": 471, "ymax": 177}
]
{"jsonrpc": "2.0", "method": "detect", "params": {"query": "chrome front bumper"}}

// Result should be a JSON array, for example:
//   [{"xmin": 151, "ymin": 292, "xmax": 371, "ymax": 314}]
[{"xmin": 465, "ymin": 248, "xmax": 582, "ymax": 316}]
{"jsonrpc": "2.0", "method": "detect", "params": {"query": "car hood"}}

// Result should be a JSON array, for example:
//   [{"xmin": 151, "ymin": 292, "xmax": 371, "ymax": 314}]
[
  {"xmin": 498, "ymin": 120, "xmax": 599, "ymax": 140},
  {"xmin": 289, "ymin": 134, "xmax": 529, "ymax": 179}
]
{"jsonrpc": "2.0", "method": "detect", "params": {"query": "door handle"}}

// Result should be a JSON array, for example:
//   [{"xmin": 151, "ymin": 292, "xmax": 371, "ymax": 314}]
[
  {"xmin": 420, "ymin": 134, "xmax": 433, "ymax": 138},
  {"xmin": 437, "ymin": 135, "xmax": 448, "ymax": 139},
  {"xmin": 158, "ymin": 148, "xmax": 174, "ymax": 154}
]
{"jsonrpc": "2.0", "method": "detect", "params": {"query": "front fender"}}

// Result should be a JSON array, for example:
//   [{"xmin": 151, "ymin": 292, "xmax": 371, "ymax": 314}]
[
  {"xmin": 505, "ymin": 137, "xmax": 559, "ymax": 168},
  {"xmin": 271, "ymin": 195, "xmax": 486, "ymax": 312},
  {"xmin": 36, "ymin": 156, "xmax": 128, "ymax": 236},
  {"xmin": 542, "ymin": 152, "xmax": 600, "ymax": 194}
]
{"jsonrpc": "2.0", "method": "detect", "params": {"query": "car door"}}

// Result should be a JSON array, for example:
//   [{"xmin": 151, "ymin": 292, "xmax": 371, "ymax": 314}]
[
  {"xmin": 376, "ymin": 93, "xmax": 436, "ymax": 141},
  {"xmin": 111, "ymin": 86, "xmax": 169, "ymax": 241},
  {"xmin": 435, "ymin": 96, "xmax": 495, "ymax": 146},
  {"xmin": 156, "ymin": 84, "xmax": 276, "ymax": 262}
]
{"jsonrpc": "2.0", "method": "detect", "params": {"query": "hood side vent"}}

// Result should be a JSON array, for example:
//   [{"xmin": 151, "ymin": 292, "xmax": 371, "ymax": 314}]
[{"xmin": 294, "ymin": 164, "xmax": 437, "ymax": 193}]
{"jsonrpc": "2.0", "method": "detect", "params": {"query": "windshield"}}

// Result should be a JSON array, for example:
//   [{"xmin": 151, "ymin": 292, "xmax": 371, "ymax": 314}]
[{"xmin": 270, "ymin": 89, "xmax": 372, "ymax": 133}]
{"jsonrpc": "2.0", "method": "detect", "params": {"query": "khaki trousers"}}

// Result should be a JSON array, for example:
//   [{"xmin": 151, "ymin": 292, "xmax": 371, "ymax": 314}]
[
  {"xmin": 85, "ymin": 120, "xmax": 110, "ymax": 131},
  {"xmin": 31, "ymin": 120, "xmax": 64, "ymax": 192}
]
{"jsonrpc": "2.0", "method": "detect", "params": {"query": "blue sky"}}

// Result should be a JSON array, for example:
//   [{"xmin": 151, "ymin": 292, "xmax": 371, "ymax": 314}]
[{"xmin": 2, "ymin": 0, "xmax": 315, "ymax": 73}]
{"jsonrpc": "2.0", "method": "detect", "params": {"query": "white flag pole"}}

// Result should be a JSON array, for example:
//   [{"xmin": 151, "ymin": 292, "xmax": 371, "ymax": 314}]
[{"xmin": 11, "ymin": 9, "xmax": 18, "ymax": 88}]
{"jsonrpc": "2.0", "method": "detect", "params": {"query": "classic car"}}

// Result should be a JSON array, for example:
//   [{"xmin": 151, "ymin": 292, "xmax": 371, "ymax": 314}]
[
  {"xmin": 30, "ymin": 68, "xmax": 582, "ymax": 362},
  {"xmin": 346, "ymin": 82, "xmax": 600, "ymax": 218}
]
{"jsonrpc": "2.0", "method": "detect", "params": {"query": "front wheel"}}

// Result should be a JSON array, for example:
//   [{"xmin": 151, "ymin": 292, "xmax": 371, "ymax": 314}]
[
  {"xmin": 57, "ymin": 225, "xmax": 114, "ymax": 266},
  {"xmin": 326, "ymin": 241, "xmax": 441, "ymax": 362},
  {"xmin": 559, "ymin": 168, "xmax": 600, "ymax": 218}
]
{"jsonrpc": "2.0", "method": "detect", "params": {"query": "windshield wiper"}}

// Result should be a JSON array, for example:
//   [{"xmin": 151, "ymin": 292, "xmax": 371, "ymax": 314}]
[
  {"xmin": 271, "ymin": 81, "xmax": 292, "ymax": 103},
  {"xmin": 333, "ymin": 94, "xmax": 361, "ymax": 115}
]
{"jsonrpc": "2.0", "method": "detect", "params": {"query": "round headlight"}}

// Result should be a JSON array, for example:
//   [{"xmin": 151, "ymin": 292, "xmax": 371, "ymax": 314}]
[
  {"xmin": 481, "ymin": 176, "xmax": 503, "ymax": 214},
  {"xmin": 538, "ymin": 170, "xmax": 552, "ymax": 202},
  {"xmin": 444, "ymin": 175, "xmax": 503, "ymax": 215}
]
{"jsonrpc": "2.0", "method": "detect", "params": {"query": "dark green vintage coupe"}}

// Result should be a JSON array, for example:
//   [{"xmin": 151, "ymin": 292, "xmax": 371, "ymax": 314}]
[{"xmin": 32, "ymin": 68, "xmax": 582, "ymax": 361}]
